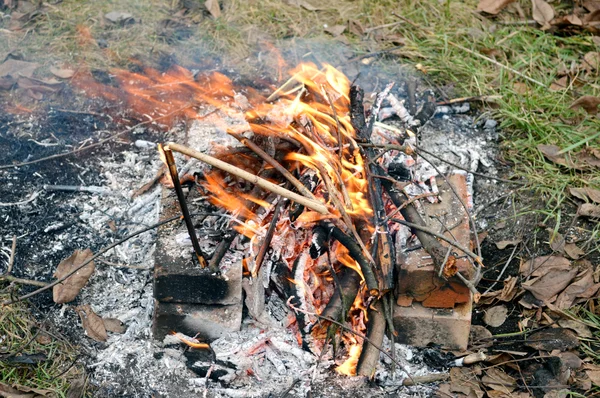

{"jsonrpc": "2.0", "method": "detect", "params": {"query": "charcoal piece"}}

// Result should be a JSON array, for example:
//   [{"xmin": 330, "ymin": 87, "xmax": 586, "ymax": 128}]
[
  {"xmin": 415, "ymin": 90, "xmax": 437, "ymax": 128},
  {"xmin": 421, "ymin": 345, "xmax": 455, "ymax": 370},
  {"xmin": 309, "ymin": 225, "xmax": 329, "ymax": 259},
  {"xmin": 388, "ymin": 162, "xmax": 412, "ymax": 182},
  {"xmin": 289, "ymin": 172, "xmax": 319, "ymax": 222}
]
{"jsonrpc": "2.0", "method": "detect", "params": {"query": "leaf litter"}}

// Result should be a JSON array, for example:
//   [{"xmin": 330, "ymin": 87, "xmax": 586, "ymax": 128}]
[{"xmin": 52, "ymin": 249, "xmax": 95, "ymax": 304}]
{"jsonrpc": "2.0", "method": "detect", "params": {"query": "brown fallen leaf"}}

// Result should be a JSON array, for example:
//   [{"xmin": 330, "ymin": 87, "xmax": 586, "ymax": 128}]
[
  {"xmin": 578, "ymin": 203, "xmax": 600, "ymax": 218},
  {"xmin": 495, "ymin": 239, "xmax": 521, "ymax": 249},
  {"xmin": 477, "ymin": 0, "xmax": 515, "ymax": 15},
  {"xmin": 522, "ymin": 267, "xmax": 578, "ymax": 301},
  {"xmin": 285, "ymin": 0, "xmax": 324, "ymax": 11},
  {"xmin": 449, "ymin": 367, "xmax": 484, "ymax": 396},
  {"xmin": 204, "ymin": 0, "xmax": 221, "ymax": 18},
  {"xmin": 570, "ymin": 95, "xmax": 600, "ymax": 115},
  {"xmin": 0, "ymin": 59, "xmax": 39, "ymax": 79},
  {"xmin": 555, "ymin": 268, "xmax": 600, "ymax": 309},
  {"xmin": 49, "ymin": 67, "xmax": 75, "ymax": 79},
  {"xmin": 564, "ymin": 243, "xmax": 585, "ymax": 260},
  {"xmin": 548, "ymin": 229, "xmax": 565, "ymax": 253},
  {"xmin": 532, "ymin": 0, "xmax": 554, "ymax": 27},
  {"xmin": 538, "ymin": 144, "xmax": 600, "ymax": 170},
  {"xmin": 0, "ymin": 381, "xmax": 52, "ymax": 397},
  {"xmin": 582, "ymin": 51, "xmax": 600, "ymax": 71},
  {"xmin": 103, "ymin": 317, "xmax": 127, "ymax": 334},
  {"xmin": 324, "ymin": 24, "xmax": 346, "ymax": 37},
  {"xmin": 549, "ymin": 75, "xmax": 569, "ymax": 91},
  {"xmin": 484, "ymin": 305, "xmax": 508, "ymax": 327},
  {"xmin": 551, "ymin": 14, "xmax": 583, "ymax": 28},
  {"xmin": 520, "ymin": 255, "xmax": 571, "ymax": 277},
  {"xmin": 469, "ymin": 324, "xmax": 493, "ymax": 348},
  {"xmin": 481, "ymin": 367, "xmax": 517, "ymax": 393},
  {"xmin": 558, "ymin": 319, "xmax": 593, "ymax": 339},
  {"xmin": 526, "ymin": 328, "xmax": 580, "ymax": 351},
  {"xmin": 75, "ymin": 305, "xmax": 107, "ymax": 342},
  {"xmin": 53, "ymin": 249, "xmax": 95, "ymax": 304},
  {"xmin": 584, "ymin": 363, "xmax": 600, "ymax": 386},
  {"xmin": 569, "ymin": 187, "xmax": 600, "ymax": 203}
]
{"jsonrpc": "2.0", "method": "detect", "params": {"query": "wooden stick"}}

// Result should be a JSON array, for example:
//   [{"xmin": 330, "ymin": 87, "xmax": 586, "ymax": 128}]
[
  {"xmin": 227, "ymin": 132, "xmax": 317, "ymax": 201},
  {"xmin": 356, "ymin": 300, "xmax": 386, "ymax": 378},
  {"xmin": 165, "ymin": 143, "xmax": 329, "ymax": 215},
  {"xmin": 252, "ymin": 198, "xmax": 284, "ymax": 277},
  {"xmin": 7, "ymin": 236, "xmax": 16, "ymax": 274},
  {"xmin": 162, "ymin": 145, "xmax": 208, "ymax": 268}
]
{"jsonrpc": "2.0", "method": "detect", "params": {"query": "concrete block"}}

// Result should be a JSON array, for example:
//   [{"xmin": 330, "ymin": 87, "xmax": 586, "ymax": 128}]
[
  {"xmin": 393, "ymin": 299, "xmax": 472, "ymax": 351},
  {"xmin": 152, "ymin": 300, "xmax": 242, "ymax": 342},
  {"xmin": 396, "ymin": 173, "xmax": 473, "ymax": 309},
  {"xmin": 154, "ymin": 187, "xmax": 242, "ymax": 305}
]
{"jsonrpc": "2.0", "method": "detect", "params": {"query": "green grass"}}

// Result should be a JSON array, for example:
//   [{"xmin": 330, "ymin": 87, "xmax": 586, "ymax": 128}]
[{"xmin": 0, "ymin": 289, "xmax": 82, "ymax": 397}]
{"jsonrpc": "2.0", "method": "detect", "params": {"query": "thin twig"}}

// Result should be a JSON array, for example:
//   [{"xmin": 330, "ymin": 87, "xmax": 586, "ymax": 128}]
[
  {"xmin": 0, "ymin": 275, "xmax": 47, "ymax": 287},
  {"xmin": 7, "ymin": 236, "xmax": 16, "ymax": 274},
  {"xmin": 392, "ymin": 12, "xmax": 546, "ymax": 88},
  {"xmin": 0, "ymin": 191, "xmax": 40, "ymax": 206},
  {"xmin": 390, "ymin": 218, "xmax": 481, "ymax": 264},
  {"xmin": 482, "ymin": 243, "xmax": 520, "ymax": 295},
  {"xmin": 166, "ymin": 142, "xmax": 329, "ymax": 215},
  {"xmin": 415, "ymin": 150, "xmax": 482, "ymax": 261},
  {"xmin": 436, "ymin": 95, "xmax": 502, "ymax": 106},
  {"xmin": 252, "ymin": 198, "xmax": 285, "ymax": 277},
  {"xmin": 228, "ymin": 132, "xmax": 317, "ymax": 201},
  {"xmin": 287, "ymin": 301, "xmax": 414, "ymax": 382}
]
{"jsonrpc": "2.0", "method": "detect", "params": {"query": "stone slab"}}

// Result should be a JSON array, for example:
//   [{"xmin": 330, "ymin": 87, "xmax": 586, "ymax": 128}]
[
  {"xmin": 154, "ymin": 186, "xmax": 242, "ymax": 305},
  {"xmin": 152, "ymin": 300, "xmax": 242, "ymax": 342},
  {"xmin": 393, "ymin": 299, "xmax": 472, "ymax": 351}
]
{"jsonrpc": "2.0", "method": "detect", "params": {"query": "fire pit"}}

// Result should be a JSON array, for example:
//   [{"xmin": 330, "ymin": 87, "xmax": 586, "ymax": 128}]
[{"xmin": 144, "ymin": 62, "xmax": 485, "ymax": 384}]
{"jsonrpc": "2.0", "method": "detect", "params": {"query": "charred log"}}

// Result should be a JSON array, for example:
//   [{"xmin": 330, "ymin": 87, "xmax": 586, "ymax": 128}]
[
  {"xmin": 318, "ymin": 221, "xmax": 379, "ymax": 296},
  {"xmin": 309, "ymin": 225, "xmax": 329, "ymax": 260},
  {"xmin": 321, "ymin": 266, "xmax": 361, "ymax": 322},
  {"xmin": 356, "ymin": 300, "xmax": 386, "ymax": 378}
]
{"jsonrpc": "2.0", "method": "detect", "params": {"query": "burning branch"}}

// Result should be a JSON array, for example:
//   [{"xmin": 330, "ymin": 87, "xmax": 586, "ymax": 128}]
[{"xmin": 164, "ymin": 143, "xmax": 330, "ymax": 215}]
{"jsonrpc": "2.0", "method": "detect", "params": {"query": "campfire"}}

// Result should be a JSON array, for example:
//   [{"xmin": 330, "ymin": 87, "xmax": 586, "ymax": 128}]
[{"xmin": 75, "ymin": 60, "xmax": 482, "ymax": 380}]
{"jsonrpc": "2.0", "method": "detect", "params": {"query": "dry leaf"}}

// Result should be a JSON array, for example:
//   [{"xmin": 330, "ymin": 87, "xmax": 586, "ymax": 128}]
[
  {"xmin": 49, "ymin": 67, "xmax": 75, "ymax": 79},
  {"xmin": 569, "ymin": 187, "xmax": 600, "ymax": 203},
  {"xmin": 104, "ymin": 11, "xmax": 135, "ymax": 24},
  {"xmin": 585, "ymin": 363, "xmax": 600, "ymax": 386},
  {"xmin": 526, "ymin": 328, "xmax": 579, "ymax": 351},
  {"xmin": 583, "ymin": 52, "xmax": 600, "ymax": 71},
  {"xmin": 495, "ymin": 239, "xmax": 521, "ymax": 249},
  {"xmin": 477, "ymin": 0, "xmax": 515, "ymax": 15},
  {"xmin": 570, "ymin": 95, "xmax": 600, "ymax": 114},
  {"xmin": 549, "ymin": 75, "xmax": 569, "ymax": 91},
  {"xmin": 481, "ymin": 368, "xmax": 517, "ymax": 393},
  {"xmin": 204, "ymin": 0, "xmax": 221, "ymax": 18},
  {"xmin": 532, "ymin": 0, "xmax": 555, "ymax": 26},
  {"xmin": 538, "ymin": 144, "xmax": 600, "ymax": 170},
  {"xmin": 0, "ymin": 59, "xmax": 39, "ymax": 78},
  {"xmin": 469, "ymin": 325, "xmax": 493, "ymax": 348},
  {"xmin": 522, "ymin": 267, "xmax": 578, "ymax": 301},
  {"xmin": 555, "ymin": 269, "xmax": 600, "ymax": 309},
  {"xmin": 53, "ymin": 249, "xmax": 95, "ymax": 304},
  {"xmin": 578, "ymin": 203, "xmax": 600, "ymax": 218},
  {"xmin": 520, "ymin": 255, "xmax": 571, "ymax": 277},
  {"xmin": 103, "ymin": 317, "xmax": 127, "ymax": 334},
  {"xmin": 285, "ymin": 0, "xmax": 324, "ymax": 11},
  {"xmin": 484, "ymin": 305, "xmax": 508, "ymax": 327},
  {"xmin": 449, "ymin": 367, "xmax": 484, "ymax": 396},
  {"xmin": 548, "ymin": 229, "xmax": 565, "ymax": 253},
  {"xmin": 558, "ymin": 319, "xmax": 593, "ymax": 338},
  {"xmin": 75, "ymin": 305, "xmax": 107, "ymax": 342},
  {"xmin": 513, "ymin": 82, "xmax": 528, "ymax": 94},
  {"xmin": 0, "ymin": 381, "xmax": 52, "ymax": 397},
  {"xmin": 564, "ymin": 243, "xmax": 585, "ymax": 260},
  {"xmin": 324, "ymin": 24, "xmax": 346, "ymax": 37}
]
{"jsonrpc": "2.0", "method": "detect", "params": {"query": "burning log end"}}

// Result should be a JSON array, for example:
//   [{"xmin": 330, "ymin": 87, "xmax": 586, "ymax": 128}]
[
  {"xmin": 309, "ymin": 226, "xmax": 329, "ymax": 259},
  {"xmin": 356, "ymin": 300, "xmax": 386, "ymax": 378},
  {"xmin": 321, "ymin": 266, "xmax": 361, "ymax": 322}
]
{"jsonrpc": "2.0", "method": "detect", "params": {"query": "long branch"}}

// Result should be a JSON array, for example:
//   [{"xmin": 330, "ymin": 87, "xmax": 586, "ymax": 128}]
[{"xmin": 165, "ymin": 142, "xmax": 329, "ymax": 215}]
